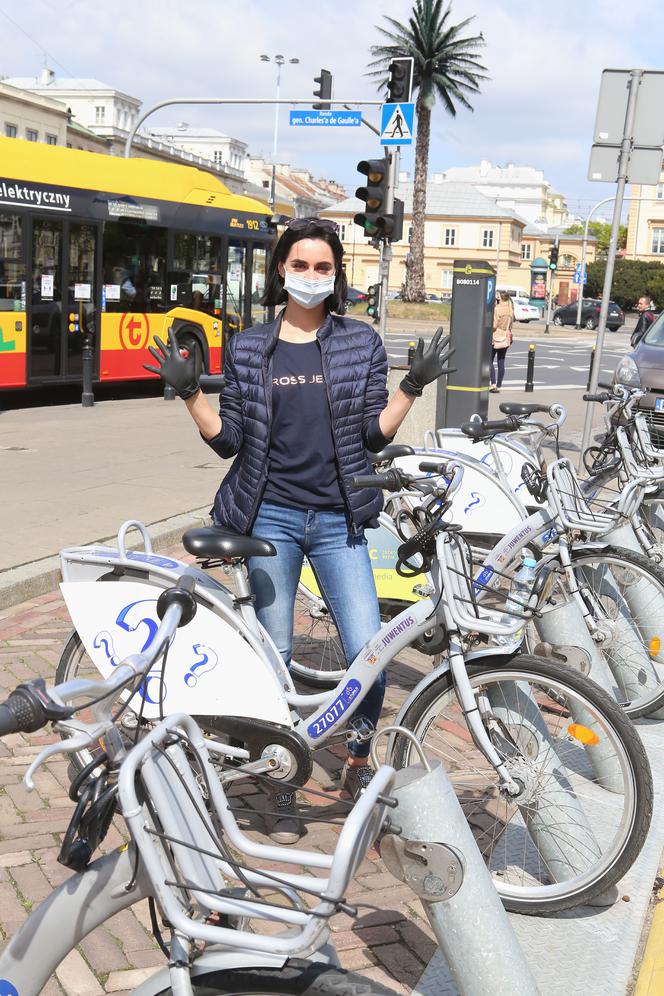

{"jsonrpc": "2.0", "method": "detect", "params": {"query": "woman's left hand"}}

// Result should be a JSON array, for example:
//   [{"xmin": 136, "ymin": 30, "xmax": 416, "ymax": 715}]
[{"xmin": 400, "ymin": 327, "xmax": 455, "ymax": 397}]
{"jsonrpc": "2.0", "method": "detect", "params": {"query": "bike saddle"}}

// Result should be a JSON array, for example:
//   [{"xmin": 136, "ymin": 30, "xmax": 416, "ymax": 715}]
[
  {"xmin": 368, "ymin": 443, "xmax": 415, "ymax": 464},
  {"xmin": 183, "ymin": 527, "xmax": 276, "ymax": 561},
  {"xmin": 499, "ymin": 402, "xmax": 550, "ymax": 416}
]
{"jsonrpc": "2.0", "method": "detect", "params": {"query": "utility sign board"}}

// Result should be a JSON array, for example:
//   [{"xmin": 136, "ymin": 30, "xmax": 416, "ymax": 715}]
[
  {"xmin": 289, "ymin": 110, "xmax": 362, "ymax": 127},
  {"xmin": 380, "ymin": 102, "xmax": 414, "ymax": 145}
]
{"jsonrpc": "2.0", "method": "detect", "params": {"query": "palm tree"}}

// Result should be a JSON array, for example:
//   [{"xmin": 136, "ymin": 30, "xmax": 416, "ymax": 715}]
[{"xmin": 368, "ymin": 0, "xmax": 488, "ymax": 302}]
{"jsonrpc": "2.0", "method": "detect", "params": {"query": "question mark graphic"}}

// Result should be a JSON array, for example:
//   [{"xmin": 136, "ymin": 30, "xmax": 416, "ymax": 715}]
[
  {"xmin": 93, "ymin": 630, "xmax": 121, "ymax": 667},
  {"xmin": 463, "ymin": 492, "xmax": 483, "ymax": 515},
  {"xmin": 184, "ymin": 644, "xmax": 218, "ymax": 687}
]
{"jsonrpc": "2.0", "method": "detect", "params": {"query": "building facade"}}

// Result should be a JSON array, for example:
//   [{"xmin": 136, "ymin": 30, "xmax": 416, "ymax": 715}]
[
  {"xmin": 440, "ymin": 161, "xmax": 568, "ymax": 228},
  {"xmin": 146, "ymin": 125, "xmax": 247, "ymax": 179},
  {"xmin": 625, "ymin": 176, "xmax": 664, "ymax": 261}
]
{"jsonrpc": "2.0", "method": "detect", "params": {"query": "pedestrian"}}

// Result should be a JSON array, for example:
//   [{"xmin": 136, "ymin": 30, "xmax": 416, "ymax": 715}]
[
  {"xmin": 490, "ymin": 291, "xmax": 514, "ymax": 393},
  {"xmin": 630, "ymin": 295, "xmax": 657, "ymax": 347},
  {"xmin": 145, "ymin": 217, "xmax": 453, "ymax": 843}
]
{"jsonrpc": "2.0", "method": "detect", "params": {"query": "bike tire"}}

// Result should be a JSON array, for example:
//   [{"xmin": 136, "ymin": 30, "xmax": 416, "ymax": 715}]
[
  {"xmin": 389, "ymin": 654, "xmax": 652, "ymax": 915},
  {"xmin": 153, "ymin": 959, "xmax": 398, "ymax": 995},
  {"xmin": 568, "ymin": 545, "xmax": 664, "ymax": 717}
]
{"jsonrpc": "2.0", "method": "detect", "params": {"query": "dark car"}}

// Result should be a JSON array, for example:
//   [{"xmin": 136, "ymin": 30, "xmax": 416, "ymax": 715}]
[
  {"xmin": 614, "ymin": 311, "xmax": 664, "ymax": 439},
  {"xmin": 552, "ymin": 298, "xmax": 625, "ymax": 331},
  {"xmin": 344, "ymin": 287, "xmax": 369, "ymax": 308}
]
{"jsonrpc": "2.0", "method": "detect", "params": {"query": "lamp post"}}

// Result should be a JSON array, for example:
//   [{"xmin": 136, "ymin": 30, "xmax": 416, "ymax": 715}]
[{"xmin": 260, "ymin": 53, "xmax": 299, "ymax": 212}]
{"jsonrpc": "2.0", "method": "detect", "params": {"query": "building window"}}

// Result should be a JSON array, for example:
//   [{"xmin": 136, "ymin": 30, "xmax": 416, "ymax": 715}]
[
  {"xmin": 652, "ymin": 228, "xmax": 664, "ymax": 254},
  {"xmin": 338, "ymin": 223, "xmax": 346, "ymax": 241},
  {"xmin": 444, "ymin": 227, "xmax": 456, "ymax": 247},
  {"xmin": 521, "ymin": 243, "xmax": 532, "ymax": 260},
  {"xmin": 561, "ymin": 253, "xmax": 575, "ymax": 268},
  {"xmin": 26, "ymin": 129, "xmax": 38, "ymax": 142},
  {"xmin": 46, "ymin": 134, "xmax": 58, "ymax": 146},
  {"xmin": 95, "ymin": 106, "xmax": 105, "ymax": 125},
  {"xmin": 213, "ymin": 150, "xmax": 224, "ymax": 168},
  {"xmin": 5, "ymin": 123, "xmax": 17, "ymax": 138},
  {"xmin": 482, "ymin": 228, "xmax": 495, "ymax": 248},
  {"xmin": 440, "ymin": 269, "xmax": 453, "ymax": 290},
  {"xmin": 657, "ymin": 183, "xmax": 664, "ymax": 200}
]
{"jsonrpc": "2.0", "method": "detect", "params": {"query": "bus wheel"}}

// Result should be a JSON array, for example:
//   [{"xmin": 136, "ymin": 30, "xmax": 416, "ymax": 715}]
[{"xmin": 176, "ymin": 331, "xmax": 205, "ymax": 376}]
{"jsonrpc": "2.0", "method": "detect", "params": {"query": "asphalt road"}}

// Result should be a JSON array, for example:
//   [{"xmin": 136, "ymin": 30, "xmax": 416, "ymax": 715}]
[{"xmin": 385, "ymin": 326, "xmax": 634, "ymax": 390}]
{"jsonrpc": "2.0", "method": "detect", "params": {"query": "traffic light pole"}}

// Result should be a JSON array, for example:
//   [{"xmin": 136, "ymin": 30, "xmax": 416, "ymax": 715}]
[
  {"xmin": 378, "ymin": 147, "xmax": 399, "ymax": 345},
  {"xmin": 543, "ymin": 236, "xmax": 559, "ymax": 335}
]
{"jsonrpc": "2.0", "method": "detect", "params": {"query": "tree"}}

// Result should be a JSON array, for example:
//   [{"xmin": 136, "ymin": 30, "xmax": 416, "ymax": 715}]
[
  {"xmin": 368, "ymin": 0, "xmax": 487, "ymax": 302},
  {"xmin": 563, "ymin": 221, "xmax": 627, "ymax": 258},
  {"xmin": 585, "ymin": 258, "xmax": 664, "ymax": 309}
]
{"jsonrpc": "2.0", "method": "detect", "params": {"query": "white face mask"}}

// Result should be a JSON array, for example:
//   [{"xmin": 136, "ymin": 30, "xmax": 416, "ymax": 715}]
[{"xmin": 283, "ymin": 271, "xmax": 335, "ymax": 309}]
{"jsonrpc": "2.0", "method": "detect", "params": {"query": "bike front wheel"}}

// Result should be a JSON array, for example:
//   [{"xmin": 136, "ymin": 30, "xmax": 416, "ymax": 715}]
[
  {"xmin": 154, "ymin": 959, "xmax": 398, "ymax": 995},
  {"xmin": 390, "ymin": 654, "xmax": 652, "ymax": 914}
]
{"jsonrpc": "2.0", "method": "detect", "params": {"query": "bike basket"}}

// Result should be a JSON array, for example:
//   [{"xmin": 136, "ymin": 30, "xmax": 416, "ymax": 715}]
[
  {"xmin": 547, "ymin": 458, "xmax": 621, "ymax": 535},
  {"xmin": 117, "ymin": 714, "xmax": 393, "ymax": 957}
]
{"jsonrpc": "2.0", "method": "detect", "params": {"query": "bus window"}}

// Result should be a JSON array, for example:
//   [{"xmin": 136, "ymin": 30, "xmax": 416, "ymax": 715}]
[
  {"xmin": 102, "ymin": 221, "xmax": 167, "ymax": 313},
  {"xmin": 0, "ymin": 213, "xmax": 24, "ymax": 312},
  {"xmin": 225, "ymin": 242, "xmax": 245, "ymax": 338},
  {"xmin": 172, "ymin": 232, "xmax": 222, "ymax": 314},
  {"xmin": 250, "ymin": 246, "xmax": 268, "ymax": 326}
]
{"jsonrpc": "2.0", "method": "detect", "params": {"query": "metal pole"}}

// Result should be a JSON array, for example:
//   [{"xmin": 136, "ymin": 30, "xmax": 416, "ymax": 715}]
[
  {"xmin": 124, "ymin": 97, "xmax": 385, "ymax": 158},
  {"xmin": 575, "ymin": 196, "xmax": 616, "ymax": 328},
  {"xmin": 378, "ymin": 147, "xmax": 399, "ymax": 345},
  {"xmin": 382, "ymin": 761, "xmax": 539, "ymax": 996},
  {"xmin": 586, "ymin": 346, "xmax": 596, "ymax": 391},
  {"xmin": 269, "ymin": 63, "xmax": 282, "ymax": 213},
  {"xmin": 81, "ymin": 334, "xmax": 94, "ymax": 407},
  {"xmin": 543, "ymin": 236, "xmax": 558, "ymax": 334},
  {"xmin": 525, "ymin": 344, "xmax": 535, "ymax": 392},
  {"xmin": 580, "ymin": 69, "xmax": 644, "ymax": 466}
]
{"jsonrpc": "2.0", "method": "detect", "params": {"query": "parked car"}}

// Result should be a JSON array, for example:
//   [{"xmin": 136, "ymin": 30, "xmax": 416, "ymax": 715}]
[
  {"xmin": 614, "ymin": 311, "xmax": 664, "ymax": 439},
  {"xmin": 512, "ymin": 297, "xmax": 541, "ymax": 323},
  {"xmin": 345, "ymin": 287, "xmax": 369, "ymax": 307},
  {"xmin": 425, "ymin": 292, "xmax": 444, "ymax": 303},
  {"xmin": 552, "ymin": 298, "xmax": 625, "ymax": 331}
]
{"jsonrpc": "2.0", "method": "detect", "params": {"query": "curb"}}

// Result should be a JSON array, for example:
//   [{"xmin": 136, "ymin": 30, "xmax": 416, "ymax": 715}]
[
  {"xmin": 0, "ymin": 506, "xmax": 211, "ymax": 610},
  {"xmin": 634, "ymin": 868, "xmax": 664, "ymax": 995}
]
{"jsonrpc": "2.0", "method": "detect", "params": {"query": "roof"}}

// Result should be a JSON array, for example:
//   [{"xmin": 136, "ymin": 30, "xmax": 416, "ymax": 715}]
[
  {"xmin": 4, "ymin": 76, "xmax": 122, "ymax": 92},
  {"xmin": 522, "ymin": 222, "xmax": 597, "ymax": 242},
  {"xmin": 327, "ymin": 181, "xmax": 528, "ymax": 222},
  {"xmin": 147, "ymin": 126, "xmax": 233, "ymax": 141},
  {"xmin": 0, "ymin": 136, "xmax": 269, "ymax": 215}
]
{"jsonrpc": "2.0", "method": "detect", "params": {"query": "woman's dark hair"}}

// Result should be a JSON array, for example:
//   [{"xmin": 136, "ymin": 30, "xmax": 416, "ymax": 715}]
[{"xmin": 261, "ymin": 218, "xmax": 348, "ymax": 313}]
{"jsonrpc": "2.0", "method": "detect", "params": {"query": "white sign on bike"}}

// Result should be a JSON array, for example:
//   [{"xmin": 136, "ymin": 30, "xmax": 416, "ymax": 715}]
[{"xmin": 60, "ymin": 581, "xmax": 293, "ymax": 725}]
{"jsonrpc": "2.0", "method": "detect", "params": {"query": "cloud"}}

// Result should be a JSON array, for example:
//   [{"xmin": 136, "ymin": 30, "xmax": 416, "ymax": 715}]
[{"xmin": 3, "ymin": 0, "xmax": 663, "ymax": 210}]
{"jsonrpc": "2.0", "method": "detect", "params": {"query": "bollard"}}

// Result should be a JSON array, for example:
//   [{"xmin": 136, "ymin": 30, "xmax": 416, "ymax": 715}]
[
  {"xmin": 163, "ymin": 384, "xmax": 176, "ymax": 401},
  {"xmin": 407, "ymin": 340, "xmax": 416, "ymax": 367},
  {"xmin": 81, "ymin": 332, "xmax": 94, "ymax": 408},
  {"xmin": 525, "ymin": 344, "xmax": 535, "ymax": 392},
  {"xmin": 586, "ymin": 345, "xmax": 596, "ymax": 392},
  {"xmin": 378, "ymin": 732, "xmax": 539, "ymax": 996}
]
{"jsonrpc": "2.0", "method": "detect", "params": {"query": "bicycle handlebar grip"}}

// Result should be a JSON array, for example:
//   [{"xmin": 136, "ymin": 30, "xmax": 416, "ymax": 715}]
[
  {"xmin": 0, "ymin": 704, "xmax": 17, "ymax": 736},
  {"xmin": 348, "ymin": 469, "xmax": 406, "ymax": 492},
  {"xmin": 598, "ymin": 380, "xmax": 614, "ymax": 391},
  {"xmin": 156, "ymin": 574, "xmax": 198, "ymax": 627},
  {"xmin": 418, "ymin": 460, "xmax": 448, "ymax": 474},
  {"xmin": 583, "ymin": 392, "xmax": 612, "ymax": 403},
  {"xmin": 198, "ymin": 374, "xmax": 226, "ymax": 394}
]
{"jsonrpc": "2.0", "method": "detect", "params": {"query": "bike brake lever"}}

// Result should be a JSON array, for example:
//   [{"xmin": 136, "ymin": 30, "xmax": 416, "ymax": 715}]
[{"xmin": 24, "ymin": 722, "xmax": 107, "ymax": 791}]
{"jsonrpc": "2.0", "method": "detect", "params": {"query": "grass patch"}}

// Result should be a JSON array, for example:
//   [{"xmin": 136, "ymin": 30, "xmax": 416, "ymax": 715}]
[{"xmin": 387, "ymin": 301, "xmax": 451, "ymax": 322}]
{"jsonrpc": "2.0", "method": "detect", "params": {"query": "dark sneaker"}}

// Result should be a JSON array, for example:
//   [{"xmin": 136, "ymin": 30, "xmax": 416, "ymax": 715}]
[
  {"xmin": 266, "ymin": 788, "xmax": 301, "ymax": 844},
  {"xmin": 342, "ymin": 761, "xmax": 375, "ymax": 802}
]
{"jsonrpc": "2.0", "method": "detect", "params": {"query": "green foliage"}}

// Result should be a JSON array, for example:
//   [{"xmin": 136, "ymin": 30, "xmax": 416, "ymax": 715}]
[
  {"xmin": 585, "ymin": 258, "xmax": 664, "ymax": 309},
  {"xmin": 563, "ymin": 221, "xmax": 627, "ymax": 256}
]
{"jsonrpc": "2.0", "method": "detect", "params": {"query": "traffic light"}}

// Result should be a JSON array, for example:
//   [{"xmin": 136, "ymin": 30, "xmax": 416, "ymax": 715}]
[
  {"xmin": 366, "ymin": 283, "xmax": 381, "ymax": 320},
  {"xmin": 387, "ymin": 57, "xmax": 414, "ymax": 104},
  {"xmin": 391, "ymin": 198, "xmax": 405, "ymax": 243},
  {"xmin": 549, "ymin": 245, "xmax": 559, "ymax": 270},
  {"xmin": 312, "ymin": 69, "xmax": 333, "ymax": 110},
  {"xmin": 354, "ymin": 157, "xmax": 389, "ymax": 238}
]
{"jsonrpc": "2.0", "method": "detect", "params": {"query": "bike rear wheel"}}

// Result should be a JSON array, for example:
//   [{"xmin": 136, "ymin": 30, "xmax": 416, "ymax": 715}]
[{"xmin": 390, "ymin": 654, "xmax": 652, "ymax": 914}]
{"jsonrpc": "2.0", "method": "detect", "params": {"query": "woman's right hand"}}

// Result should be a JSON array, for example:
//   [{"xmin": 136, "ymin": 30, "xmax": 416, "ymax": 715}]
[{"xmin": 144, "ymin": 328, "xmax": 201, "ymax": 399}]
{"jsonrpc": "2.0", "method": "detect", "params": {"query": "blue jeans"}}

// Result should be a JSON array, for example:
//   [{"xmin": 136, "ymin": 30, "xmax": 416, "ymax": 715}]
[{"xmin": 249, "ymin": 502, "xmax": 386, "ymax": 758}]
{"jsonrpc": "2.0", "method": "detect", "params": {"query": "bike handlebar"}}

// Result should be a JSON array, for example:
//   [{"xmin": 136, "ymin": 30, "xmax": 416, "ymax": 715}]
[
  {"xmin": 0, "ymin": 576, "xmax": 197, "ymax": 738},
  {"xmin": 461, "ymin": 416, "xmax": 520, "ymax": 440},
  {"xmin": 583, "ymin": 392, "xmax": 612, "ymax": 403}
]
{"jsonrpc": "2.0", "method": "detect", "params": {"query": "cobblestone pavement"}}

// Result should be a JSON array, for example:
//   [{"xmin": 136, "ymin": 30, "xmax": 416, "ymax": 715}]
[{"xmin": 0, "ymin": 544, "xmax": 439, "ymax": 995}]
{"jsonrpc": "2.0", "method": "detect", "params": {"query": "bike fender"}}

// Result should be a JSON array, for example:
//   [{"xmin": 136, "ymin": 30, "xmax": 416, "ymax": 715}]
[
  {"xmin": 60, "ymin": 580, "xmax": 294, "ymax": 726},
  {"xmin": 391, "ymin": 646, "xmax": 517, "ymax": 729}
]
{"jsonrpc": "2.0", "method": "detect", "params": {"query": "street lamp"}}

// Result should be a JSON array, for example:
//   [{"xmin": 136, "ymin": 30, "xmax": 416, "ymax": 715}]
[{"xmin": 260, "ymin": 53, "xmax": 299, "ymax": 211}]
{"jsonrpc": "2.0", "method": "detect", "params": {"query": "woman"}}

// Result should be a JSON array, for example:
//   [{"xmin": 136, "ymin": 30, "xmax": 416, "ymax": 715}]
[
  {"xmin": 146, "ymin": 218, "xmax": 451, "ymax": 842},
  {"xmin": 490, "ymin": 291, "xmax": 514, "ymax": 393}
]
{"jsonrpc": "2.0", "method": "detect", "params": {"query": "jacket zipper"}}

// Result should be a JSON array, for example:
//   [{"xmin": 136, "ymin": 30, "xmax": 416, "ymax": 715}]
[
  {"xmin": 319, "ymin": 335, "xmax": 362, "ymax": 537},
  {"xmin": 245, "ymin": 350, "xmax": 273, "ymax": 533}
]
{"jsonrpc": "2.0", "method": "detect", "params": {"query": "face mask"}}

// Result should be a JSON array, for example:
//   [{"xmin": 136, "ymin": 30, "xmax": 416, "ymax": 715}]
[{"xmin": 283, "ymin": 271, "xmax": 335, "ymax": 309}]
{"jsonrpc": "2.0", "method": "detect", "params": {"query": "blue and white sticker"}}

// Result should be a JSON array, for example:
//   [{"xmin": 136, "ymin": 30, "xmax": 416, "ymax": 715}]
[
  {"xmin": 472, "ymin": 565, "xmax": 495, "ymax": 594},
  {"xmin": 0, "ymin": 980, "xmax": 19, "ymax": 996},
  {"xmin": 307, "ymin": 679, "xmax": 361, "ymax": 739}
]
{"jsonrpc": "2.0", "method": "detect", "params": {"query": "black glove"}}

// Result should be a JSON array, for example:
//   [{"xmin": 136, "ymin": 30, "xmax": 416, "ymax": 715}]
[
  {"xmin": 400, "ymin": 327, "xmax": 455, "ymax": 397},
  {"xmin": 144, "ymin": 328, "xmax": 200, "ymax": 400}
]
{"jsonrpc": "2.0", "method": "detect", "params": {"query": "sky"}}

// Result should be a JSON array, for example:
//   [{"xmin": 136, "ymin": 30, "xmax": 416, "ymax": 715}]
[{"xmin": 1, "ymin": 0, "xmax": 663, "ymax": 218}]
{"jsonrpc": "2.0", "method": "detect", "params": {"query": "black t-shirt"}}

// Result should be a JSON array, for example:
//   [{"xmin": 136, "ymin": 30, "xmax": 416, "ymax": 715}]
[{"xmin": 263, "ymin": 338, "xmax": 344, "ymax": 510}]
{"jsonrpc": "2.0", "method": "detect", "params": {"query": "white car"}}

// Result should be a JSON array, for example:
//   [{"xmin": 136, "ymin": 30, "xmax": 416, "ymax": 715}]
[{"xmin": 512, "ymin": 296, "xmax": 541, "ymax": 323}]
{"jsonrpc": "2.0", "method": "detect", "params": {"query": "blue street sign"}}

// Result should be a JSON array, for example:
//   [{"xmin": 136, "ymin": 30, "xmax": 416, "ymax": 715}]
[
  {"xmin": 574, "ymin": 263, "xmax": 588, "ymax": 285},
  {"xmin": 289, "ymin": 110, "xmax": 362, "ymax": 127},
  {"xmin": 380, "ymin": 102, "xmax": 415, "ymax": 146}
]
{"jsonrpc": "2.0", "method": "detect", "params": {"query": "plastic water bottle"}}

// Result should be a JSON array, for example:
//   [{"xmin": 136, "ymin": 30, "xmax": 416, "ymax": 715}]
[{"xmin": 501, "ymin": 555, "xmax": 537, "ymax": 646}]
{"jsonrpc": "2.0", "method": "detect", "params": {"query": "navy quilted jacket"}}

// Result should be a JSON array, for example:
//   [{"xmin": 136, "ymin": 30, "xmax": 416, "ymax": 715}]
[{"xmin": 205, "ymin": 312, "xmax": 392, "ymax": 535}]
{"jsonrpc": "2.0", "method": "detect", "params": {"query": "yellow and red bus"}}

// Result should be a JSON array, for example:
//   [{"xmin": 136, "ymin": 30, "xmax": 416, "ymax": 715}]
[{"xmin": 0, "ymin": 137, "xmax": 273, "ymax": 390}]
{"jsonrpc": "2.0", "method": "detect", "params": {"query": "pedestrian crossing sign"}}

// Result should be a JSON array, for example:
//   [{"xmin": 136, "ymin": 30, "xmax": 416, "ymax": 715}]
[{"xmin": 380, "ymin": 102, "xmax": 414, "ymax": 146}]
